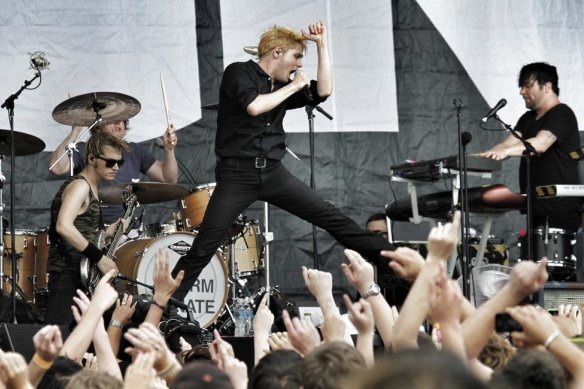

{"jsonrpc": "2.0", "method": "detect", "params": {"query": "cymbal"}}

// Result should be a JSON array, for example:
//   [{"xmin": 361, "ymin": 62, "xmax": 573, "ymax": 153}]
[
  {"xmin": 201, "ymin": 103, "xmax": 219, "ymax": 110},
  {"xmin": 0, "ymin": 129, "xmax": 45, "ymax": 156},
  {"xmin": 52, "ymin": 92, "xmax": 141, "ymax": 126},
  {"xmin": 99, "ymin": 182, "xmax": 189, "ymax": 205}
]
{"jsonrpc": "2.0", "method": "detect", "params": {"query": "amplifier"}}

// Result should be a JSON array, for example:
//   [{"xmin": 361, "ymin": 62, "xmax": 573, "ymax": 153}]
[{"xmin": 542, "ymin": 282, "xmax": 584, "ymax": 310}]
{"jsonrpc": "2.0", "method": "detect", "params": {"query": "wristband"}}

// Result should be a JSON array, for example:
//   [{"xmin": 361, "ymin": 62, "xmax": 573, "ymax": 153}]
[
  {"xmin": 151, "ymin": 299, "xmax": 167, "ymax": 311},
  {"xmin": 544, "ymin": 330, "xmax": 561, "ymax": 349},
  {"xmin": 82, "ymin": 242, "xmax": 103, "ymax": 264},
  {"xmin": 32, "ymin": 353, "xmax": 53, "ymax": 370},
  {"xmin": 109, "ymin": 319, "xmax": 124, "ymax": 329}
]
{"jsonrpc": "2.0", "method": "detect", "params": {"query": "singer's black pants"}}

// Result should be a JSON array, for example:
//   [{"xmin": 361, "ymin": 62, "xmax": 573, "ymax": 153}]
[{"xmin": 171, "ymin": 158, "xmax": 395, "ymax": 302}]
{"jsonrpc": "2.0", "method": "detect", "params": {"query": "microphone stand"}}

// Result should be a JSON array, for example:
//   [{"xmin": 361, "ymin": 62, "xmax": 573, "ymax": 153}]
[
  {"xmin": 1, "ymin": 69, "xmax": 42, "ymax": 323},
  {"xmin": 305, "ymin": 104, "xmax": 333, "ymax": 270},
  {"xmin": 493, "ymin": 113, "xmax": 538, "ymax": 264},
  {"xmin": 493, "ymin": 113, "xmax": 542, "ymax": 303},
  {"xmin": 454, "ymin": 99, "xmax": 471, "ymax": 298}
]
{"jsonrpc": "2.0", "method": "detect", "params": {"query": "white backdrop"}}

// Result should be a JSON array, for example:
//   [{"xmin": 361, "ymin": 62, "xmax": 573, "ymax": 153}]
[
  {"xmin": 0, "ymin": 0, "xmax": 200, "ymax": 151},
  {"xmin": 220, "ymin": 0, "xmax": 399, "ymax": 133},
  {"xmin": 418, "ymin": 0, "xmax": 584, "ymax": 126}
]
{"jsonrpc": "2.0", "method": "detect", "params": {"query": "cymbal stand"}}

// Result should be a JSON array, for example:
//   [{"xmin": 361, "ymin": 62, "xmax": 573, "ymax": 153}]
[
  {"xmin": 263, "ymin": 202, "xmax": 273, "ymax": 301},
  {"xmin": 49, "ymin": 114, "xmax": 102, "ymax": 176}
]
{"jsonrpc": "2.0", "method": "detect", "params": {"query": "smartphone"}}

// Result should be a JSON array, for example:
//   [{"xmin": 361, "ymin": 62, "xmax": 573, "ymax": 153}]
[{"xmin": 495, "ymin": 313, "xmax": 523, "ymax": 332}]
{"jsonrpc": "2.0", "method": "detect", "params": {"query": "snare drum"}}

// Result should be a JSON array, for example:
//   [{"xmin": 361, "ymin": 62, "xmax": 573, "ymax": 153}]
[
  {"xmin": 180, "ymin": 183, "xmax": 216, "ymax": 229},
  {"xmin": 226, "ymin": 222, "xmax": 263, "ymax": 277},
  {"xmin": 115, "ymin": 232, "xmax": 229, "ymax": 328},
  {"xmin": 3, "ymin": 230, "xmax": 37, "ymax": 298}
]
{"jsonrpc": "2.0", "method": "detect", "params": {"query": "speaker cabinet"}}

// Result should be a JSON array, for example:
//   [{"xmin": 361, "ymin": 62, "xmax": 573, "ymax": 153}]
[
  {"xmin": 543, "ymin": 282, "xmax": 584, "ymax": 310},
  {"xmin": 0, "ymin": 324, "xmax": 69, "ymax": 362}
]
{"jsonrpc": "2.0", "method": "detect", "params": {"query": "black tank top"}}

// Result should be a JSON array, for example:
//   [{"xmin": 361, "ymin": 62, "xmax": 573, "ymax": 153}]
[{"xmin": 48, "ymin": 175, "xmax": 102, "ymax": 272}]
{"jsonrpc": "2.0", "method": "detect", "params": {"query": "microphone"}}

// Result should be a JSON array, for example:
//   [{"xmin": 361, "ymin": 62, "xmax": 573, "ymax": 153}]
[
  {"xmin": 461, "ymin": 131, "xmax": 472, "ymax": 146},
  {"xmin": 29, "ymin": 51, "xmax": 50, "ymax": 71},
  {"xmin": 303, "ymin": 85, "xmax": 313, "ymax": 103},
  {"xmin": 481, "ymin": 98, "xmax": 507, "ymax": 122},
  {"xmin": 243, "ymin": 46, "xmax": 258, "ymax": 56}
]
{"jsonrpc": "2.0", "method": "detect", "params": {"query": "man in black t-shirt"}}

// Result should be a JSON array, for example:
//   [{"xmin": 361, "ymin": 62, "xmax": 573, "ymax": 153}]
[{"xmin": 480, "ymin": 62, "xmax": 582, "ymax": 232}]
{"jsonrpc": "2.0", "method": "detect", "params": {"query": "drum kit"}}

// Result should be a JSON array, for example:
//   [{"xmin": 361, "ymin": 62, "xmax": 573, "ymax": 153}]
[{"xmin": 1, "ymin": 91, "xmax": 274, "ymax": 330}]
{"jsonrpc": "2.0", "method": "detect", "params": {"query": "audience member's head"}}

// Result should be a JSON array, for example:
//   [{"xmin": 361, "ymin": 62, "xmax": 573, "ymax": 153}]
[
  {"xmin": 302, "ymin": 342, "xmax": 366, "ymax": 389},
  {"xmin": 478, "ymin": 333, "xmax": 516, "ymax": 371},
  {"xmin": 490, "ymin": 349, "xmax": 567, "ymax": 389},
  {"xmin": 37, "ymin": 356, "xmax": 83, "ymax": 389},
  {"xmin": 248, "ymin": 349, "xmax": 303, "ymax": 389},
  {"xmin": 366, "ymin": 213, "xmax": 388, "ymax": 240},
  {"xmin": 171, "ymin": 361, "xmax": 233, "ymax": 389},
  {"xmin": 347, "ymin": 349, "xmax": 487, "ymax": 389},
  {"xmin": 64, "ymin": 370, "xmax": 123, "ymax": 389}
]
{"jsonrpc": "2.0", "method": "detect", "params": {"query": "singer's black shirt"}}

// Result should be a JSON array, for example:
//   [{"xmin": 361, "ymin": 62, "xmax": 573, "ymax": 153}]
[
  {"xmin": 215, "ymin": 60, "xmax": 326, "ymax": 160},
  {"xmin": 517, "ymin": 103, "xmax": 582, "ymax": 228}
]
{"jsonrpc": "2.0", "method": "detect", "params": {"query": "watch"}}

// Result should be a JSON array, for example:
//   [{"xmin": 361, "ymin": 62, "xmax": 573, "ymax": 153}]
[{"xmin": 362, "ymin": 283, "xmax": 381, "ymax": 299}]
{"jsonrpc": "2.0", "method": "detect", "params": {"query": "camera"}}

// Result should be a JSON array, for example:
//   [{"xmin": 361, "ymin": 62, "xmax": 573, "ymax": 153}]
[{"xmin": 495, "ymin": 313, "xmax": 523, "ymax": 332}]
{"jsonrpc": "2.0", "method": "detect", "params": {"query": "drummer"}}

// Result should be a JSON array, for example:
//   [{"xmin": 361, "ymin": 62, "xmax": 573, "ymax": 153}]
[{"xmin": 48, "ymin": 120, "xmax": 178, "ymax": 224}]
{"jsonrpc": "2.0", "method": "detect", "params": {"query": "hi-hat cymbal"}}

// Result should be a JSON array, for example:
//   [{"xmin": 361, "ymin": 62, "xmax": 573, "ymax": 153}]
[
  {"xmin": 0, "ymin": 129, "xmax": 45, "ymax": 156},
  {"xmin": 52, "ymin": 92, "xmax": 141, "ymax": 127},
  {"xmin": 99, "ymin": 182, "xmax": 189, "ymax": 205}
]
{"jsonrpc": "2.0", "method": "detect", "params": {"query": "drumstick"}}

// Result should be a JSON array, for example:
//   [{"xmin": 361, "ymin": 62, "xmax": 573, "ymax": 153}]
[{"xmin": 160, "ymin": 73, "xmax": 173, "ymax": 130}]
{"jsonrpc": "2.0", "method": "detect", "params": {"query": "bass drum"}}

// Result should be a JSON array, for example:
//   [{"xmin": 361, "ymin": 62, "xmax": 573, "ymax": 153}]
[{"xmin": 115, "ymin": 232, "xmax": 229, "ymax": 328}]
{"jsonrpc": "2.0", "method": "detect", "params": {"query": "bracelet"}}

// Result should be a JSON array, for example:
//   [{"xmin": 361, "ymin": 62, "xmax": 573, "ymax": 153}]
[
  {"xmin": 544, "ymin": 330, "xmax": 561, "ymax": 349},
  {"xmin": 158, "ymin": 361, "xmax": 179, "ymax": 380},
  {"xmin": 82, "ymin": 242, "xmax": 103, "ymax": 264},
  {"xmin": 32, "ymin": 353, "xmax": 53, "ymax": 370},
  {"xmin": 151, "ymin": 299, "xmax": 167, "ymax": 311},
  {"xmin": 109, "ymin": 319, "xmax": 124, "ymax": 329}
]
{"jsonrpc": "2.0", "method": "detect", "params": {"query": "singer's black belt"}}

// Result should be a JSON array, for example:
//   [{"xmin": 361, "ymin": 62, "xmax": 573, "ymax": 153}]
[{"xmin": 216, "ymin": 156, "xmax": 281, "ymax": 169}]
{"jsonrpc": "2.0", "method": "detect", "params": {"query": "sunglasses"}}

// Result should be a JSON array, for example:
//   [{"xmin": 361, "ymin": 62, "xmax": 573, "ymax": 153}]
[{"xmin": 95, "ymin": 155, "xmax": 125, "ymax": 168}]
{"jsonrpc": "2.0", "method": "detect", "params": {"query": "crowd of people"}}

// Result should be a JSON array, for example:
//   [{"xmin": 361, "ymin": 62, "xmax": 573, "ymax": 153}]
[
  {"xmin": 12, "ymin": 13, "xmax": 580, "ymax": 389},
  {"xmin": 1, "ymin": 211, "xmax": 584, "ymax": 389}
]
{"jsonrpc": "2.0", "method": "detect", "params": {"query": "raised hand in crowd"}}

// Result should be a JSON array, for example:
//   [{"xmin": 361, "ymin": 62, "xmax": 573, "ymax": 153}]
[
  {"xmin": 382, "ymin": 246, "xmax": 425, "ymax": 283},
  {"xmin": 506, "ymin": 304, "xmax": 584, "ymax": 387},
  {"xmin": 393, "ymin": 212, "xmax": 461, "ymax": 351},
  {"xmin": 426, "ymin": 210, "xmax": 461, "ymax": 262},
  {"xmin": 27, "ymin": 325, "xmax": 63, "ymax": 387},
  {"xmin": 145, "ymin": 248, "xmax": 184, "ymax": 326},
  {"xmin": 462, "ymin": 258, "xmax": 548, "ymax": 360},
  {"xmin": 60, "ymin": 270, "xmax": 118, "ymax": 363},
  {"xmin": 123, "ymin": 351, "xmax": 157, "ymax": 389},
  {"xmin": 554, "ymin": 304, "xmax": 582, "ymax": 338},
  {"xmin": 124, "ymin": 322, "xmax": 181, "ymax": 385},
  {"xmin": 253, "ymin": 293, "xmax": 274, "ymax": 365},
  {"xmin": 428, "ymin": 263, "xmax": 467, "ymax": 365},
  {"xmin": 71, "ymin": 289, "xmax": 122, "ymax": 379},
  {"xmin": 179, "ymin": 336, "xmax": 192, "ymax": 352},
  {"xmin": 302, "ymin": 266, "xmax": 337, "ymax": 315},
  {"xmin": 107, "ymin": 293, "xmax": 136, "ymax": 357},
  {"xmin": 282, "ymin": 310, "xmax": 321, "ymax": 356},
  {"xmin": 267, "ymin": 332, "xmax": 296, "ymax": 352},
  {"xmin": 209, "ymin": 330, "xmax": 248, "ymax": 389},
  {"xmin": 341, "ymin": 249, "xmax": 397, "ymax": 348},
  {"xmin": 0, "ymin": 350, "xmax": 33, "ymax": 389},
  {"xmin": 343, "ymin": 295, "xmax": 375, "ymax": 366}
]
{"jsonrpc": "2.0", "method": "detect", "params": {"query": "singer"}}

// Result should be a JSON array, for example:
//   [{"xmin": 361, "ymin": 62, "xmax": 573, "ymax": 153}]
[
  {"xmin": 170, "ymin": 21, "xmax": 395, "ymax": 305},
  {"xmin": 479, "ymin": 62, "xmax": 581, "ymax": 232},
  {"xmin": 44, "ymin": 132, "xmax": 128, "ymax": 325}
]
